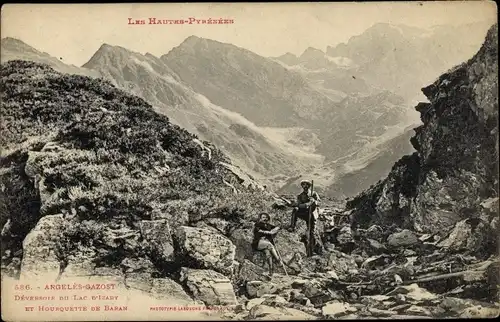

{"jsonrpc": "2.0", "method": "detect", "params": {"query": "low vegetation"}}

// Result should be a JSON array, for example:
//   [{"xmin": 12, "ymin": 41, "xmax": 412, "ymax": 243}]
[{"xmin": 0, "ymin": 60, "xmax": 274, "ymax": 274}]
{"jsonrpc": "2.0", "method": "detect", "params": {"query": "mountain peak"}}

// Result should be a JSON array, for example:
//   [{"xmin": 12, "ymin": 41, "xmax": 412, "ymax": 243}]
[
  {"xmin": 96, "ymin": 43, "xmax": 132, "ymax": 54},
  {"xmin": 98, "ymin": 43, "xmax": 113, "ymax": 50},
  {"xmin": 370, "ymin": 22, "xmax": 392, "ymax": 28},
  {"xmin": 177, "ymin": 35, "xmax": 242, "ymax": 50},
  {"xmin": 83, "ymin": 43, "xmax": 137, "ymax": 68},
  {"xmin": 302, "ymin": 47, "xmax": 324, "ymax": 54},
  {"xmin": 185, "ymin": 35, "xmax": 202, "ymax": 42},
  {"xmin": 1, "ymin": 37, "xmax": 47, "ymax": 60},
  {"xmin": 164, "ymin": 35, "xmax": 248, "ymax": 59},
  {"xmin": 145, "ymin": 52, "xmax": 159, "ymax": 59},
  {"xmin": 272, "ymin": 52, "xmax": 299, "ymax": 66},
  {"xmin": 299, "ymin": 47, "xmax": 326, "ymax": 61},
  {"xmin": 1, "ymin": 37, "xmax": 38, "ymax": 51},
  {"xmin": 1, "ymin": 36, "xmax": 23, "ymax": 44},
  {"xmin": 365, "ymin": 22, "xmax": 405, "ymax": 35},
  {"xmin": 178, "ymin": 35, "xmax": 208, "ymax": 48}
]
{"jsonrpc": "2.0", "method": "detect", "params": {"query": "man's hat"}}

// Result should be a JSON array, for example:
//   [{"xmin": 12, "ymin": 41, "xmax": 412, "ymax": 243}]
[{"xmin": 300, "ymin": 180, "xmax": 311, "ymax": 187}]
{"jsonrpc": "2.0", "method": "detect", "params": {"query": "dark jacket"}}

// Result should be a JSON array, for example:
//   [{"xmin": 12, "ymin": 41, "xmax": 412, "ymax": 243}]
[
  {"xmin": 297, "ymin": 189, "xmax": 320, "ymax": 207},
  {"xmin": 296, "ymin": 189, "xmax": 320, "ymax": 214},
  {"xmin": 251, "ymin": 221, "xmax": 276, "ymax": 250}
]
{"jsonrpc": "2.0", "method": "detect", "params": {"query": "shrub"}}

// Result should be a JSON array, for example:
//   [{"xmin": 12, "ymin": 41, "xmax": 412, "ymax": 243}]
[{"xmin": 1, "ymin": 60, "xmax": 274, "ymax": 273}]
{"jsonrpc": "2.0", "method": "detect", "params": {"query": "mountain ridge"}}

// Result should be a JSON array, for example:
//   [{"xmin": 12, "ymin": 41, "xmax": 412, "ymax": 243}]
[
  {"xmin": 346, "ymin": 23, "xmax": 498, "ymax": 238},
  {"xmin": 160, "ymin": 35, "xmax": 338, "ymax": 128},
  {"xmin": 2, "ymin": 29, "xmax": 450, "ymax": 197},
  {"xmin": 79, "ymin": 39, "xmax": 323, "ymax": 191},
  {"xmin": 1, "ymin": 37, "xmax": 101, "ymax": 78}
]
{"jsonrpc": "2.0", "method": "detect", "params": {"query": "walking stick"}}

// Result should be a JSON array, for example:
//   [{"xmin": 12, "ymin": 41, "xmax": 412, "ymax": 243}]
[
  {"xmin": 275, "ymin": 247, "xmax": 289, "ymax": 277},
  {"xmin": 307, "ymin": 180, "xmax": 314, "ymax": 257}
]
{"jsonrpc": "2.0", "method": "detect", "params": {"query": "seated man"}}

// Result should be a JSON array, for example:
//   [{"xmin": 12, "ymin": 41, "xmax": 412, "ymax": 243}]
[{"xmin": 251, "ymin": 213, "xmax": 281, "ymax": 275}]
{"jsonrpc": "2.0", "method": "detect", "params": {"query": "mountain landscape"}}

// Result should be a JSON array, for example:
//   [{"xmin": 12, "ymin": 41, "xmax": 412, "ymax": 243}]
[
  {"xmin": 0, "ymin": 21, "xmax": 493, "ymax": 198},
  {"xmin": 1, "ymin": 21, "xmax": 498, "ymax": 320},
  {"xmin": 0, "ymin": 37, "xmax": 101, "ymax": 78},
  {"xmin": 347, "ymin": 23, "xmax": 498, "ymax": 235},
  {"xmin": 160, "ymin": 36, "xmax": 335, "ymax": 128},
  {"xmin": 0, "ymin": 60, "xmax": 289, "ymax": 318},
  {"xmin": 323, "ymin": 124, "xmax": 417, "ymax": 199},
  {"xmin": 1, "ymin": 38, "xmax": 323, "ymax": 192},
  {"xmin": 274, "ymin": 22, "xmax": 493, "ymax": 104}
]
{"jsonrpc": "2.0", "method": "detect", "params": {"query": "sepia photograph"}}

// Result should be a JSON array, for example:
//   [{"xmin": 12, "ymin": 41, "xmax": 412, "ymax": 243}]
[{"xmin": 0, "ymin": 1, "xmax": 498, "ymax": 320}]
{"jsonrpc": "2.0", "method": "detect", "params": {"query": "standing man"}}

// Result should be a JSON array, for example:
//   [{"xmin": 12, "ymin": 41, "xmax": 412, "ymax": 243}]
[{"xmin": 288, "ymin": 180, "xmax": 324, "ymax": 255}]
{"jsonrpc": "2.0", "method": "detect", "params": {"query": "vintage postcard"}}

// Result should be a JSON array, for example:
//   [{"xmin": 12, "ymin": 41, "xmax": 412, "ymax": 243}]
[{"xmin": 1, "ymin": 1, "xmax": 498, "ymax": 321}]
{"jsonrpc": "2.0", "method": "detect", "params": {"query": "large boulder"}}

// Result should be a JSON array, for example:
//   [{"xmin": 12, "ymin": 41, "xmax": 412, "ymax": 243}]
[
  {"xmin": 237, "ymin": 259, "xmax": 267, "ymax": 283},
  {"xmin": 438, "ymin": 218, "xmax": 493, "ymax": 255},
  {"xmin": 322, "ymin": 300, "xmax": 358, "ymax": 318},
  {"xmin": 302, "ymin": 255, "xmax": 330, "ymax": 273},
  {"xmin": 173, "ymin": 226, "xmax": 236, "ymax": 275},
  {"xmin": 366, "ymin": 225, "xmax": 384, "ymax": 241},
  {"xmin": 287, "ymin": 252, "xmax": 309, "ymax": 275},
  {"xmin": 20, "ymin": 214, "xmax": 64, "ymax": 282},
  {"xmin": 479, "ymin": 197, "xmax": 499, "ymax": 222},
  {"xmin": 246, "ymin": 281, "xmax": 279, "ymax": 298},
  {"xmin": 336, "ymin": 225, "xmax": 355, "ymax": 245},
  {"xmin": 386, "ymin": 284, "xmax": 438, "ymax": 302},
  {"xmin": 149, "ymin": 278, "xmax": 194, "ymax": 304},
  {"xmin": 120, "ymin": 257, "xmax": 156, "ymax": 274},
  {"xmin": 139, "ymin": 219, "xmax": 174, "ymax": 262},
  {"xmin": 58, "ymin": 267, "xmax": 126, "ymax": 289},
  {"xmin": 219, "ymin": 162, "xmax": 265, "ymax": 190},
  {"xmin": 387, "ymin": 229, "xmax": 419, "ymax": 248},
  {"xmin": 228, "ymin": 228, "xmax": 254, "ymax": 262},
  {"xmin": 179, "ymin": 268, "xmax": 237, "ymax": 306},
  {"xmin": 246, "ymin": 297, "xmax": 267, "ymax": 310},
  {"xmin": 125, "ymin": 272, "xmax": 155, "ymax": 292},
  {"xmin": 248, "ymin": 304, "xmax": 316, "ymax": 320},
  {"xmin": 409, "ymin": 171, "xmax": 480, "ymax": 235},
  {"xmin": 273, "ymin": 231, "xmax": 308, "ymax": 263},
  {"xmin": 326, "ymin": 251, "xmax": 358, "ymax": 277},
  {"xmin": 436, "ymin": 296, "xmax": 500, "ymax": 318},
  {"xmin": 302, "ymin": 279, "xmax": 342, "ymax": 307}
]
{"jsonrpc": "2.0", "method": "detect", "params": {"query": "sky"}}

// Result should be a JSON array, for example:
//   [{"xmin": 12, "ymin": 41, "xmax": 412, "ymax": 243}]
[{"xmin": 1, "ymin": 2, "xmax": 497, "ymax": 67}]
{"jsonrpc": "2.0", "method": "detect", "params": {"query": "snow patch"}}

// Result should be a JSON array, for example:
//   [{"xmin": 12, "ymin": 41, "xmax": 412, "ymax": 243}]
[
  {"xmin": 130, "ymin": 57, "xmax": 155, "ymax": 73},
  {"xmin": 129, "ymin": 55, "xmax": 322, "ymax": 161},
  {"xmin": 324, "ymin": 55, "xmax": 355, "ymax": 68}
]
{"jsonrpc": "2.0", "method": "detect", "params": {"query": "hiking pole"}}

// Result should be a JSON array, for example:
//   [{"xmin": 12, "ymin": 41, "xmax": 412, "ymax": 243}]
[
  {"xmin": 307, "ymin": 180, "xmax": 314, "ymax": 257},
  {"xmin": 275, "ymin": 246, "xmax": 289, "ymax": 277}
]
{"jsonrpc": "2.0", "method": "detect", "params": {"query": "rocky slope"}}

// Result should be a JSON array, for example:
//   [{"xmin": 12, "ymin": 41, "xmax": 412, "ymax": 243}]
[
  {"xmin": 345, "ymin": 23, "xmax": 498, "ymax": 244},
  {"xmin": 81, "ymin": 43, "xmax": 325, "ymax": 190},
  {"xmin": 1, "ymin": 39, "xmax": 322, "ymax": 192},
  {"xmin": 1, "ymin": 36, "xmax": 419, "ymax": 197},
  {"xmin": 0, "ymin": 60, "xmax": 276, "ymax": 303},
  {"xmin": 158, "ymin": 35, "xmax": 419, "ymax": 194},
  {"xmin": 272, "ymin": 47, "xmax": 372, "ymax": 102},
  {"xmin": 316, "ymin": 90, "xmax": 411, "ymax": 161},
  {"xmin": 0, "ymin": 60, "xmax": 333, "ymax": 319},
  {"xmin": 325, "ymin": 125, "xmax": 416, "ymax": 199}
]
